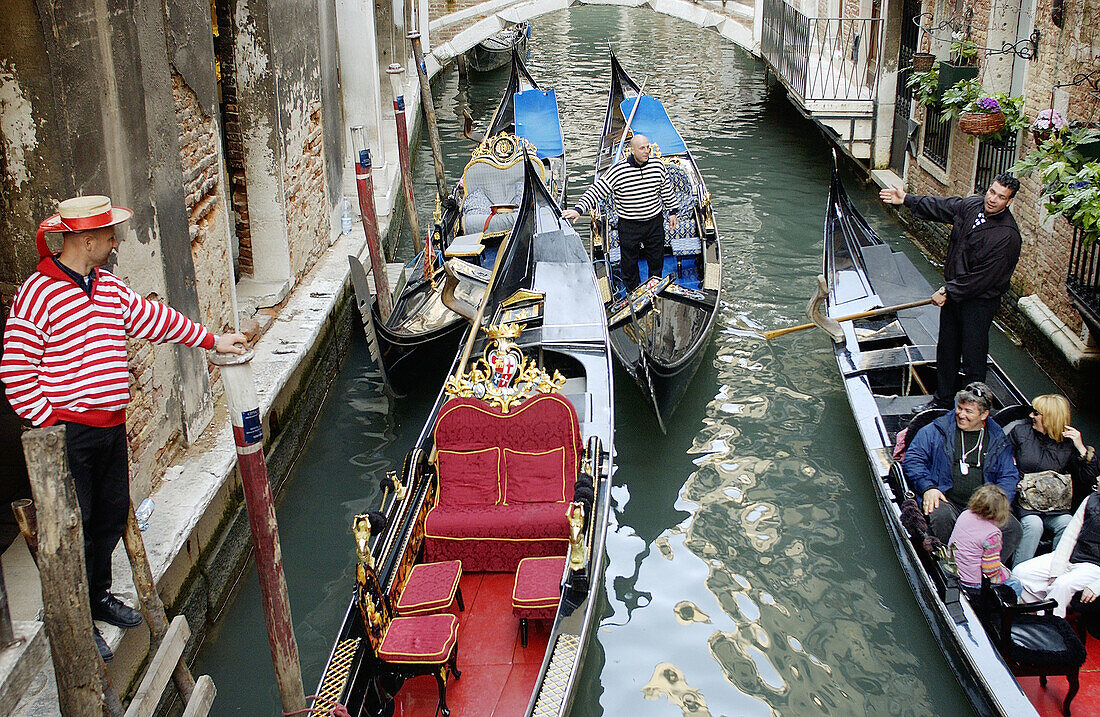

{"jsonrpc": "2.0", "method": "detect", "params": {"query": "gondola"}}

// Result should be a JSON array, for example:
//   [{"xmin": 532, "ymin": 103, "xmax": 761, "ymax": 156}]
[
  {"xmin": 586, "ymin": 51, "xmax": 721, "ymax": 431},
  {"xmin": 823, "ymin": 169, "xmax": 1095, "ymax": 716},
  {"xmin": 465, "ymin": 22, "xmax": 530, "ymax": 73},
  {"xmin": 365, "ymin": 49, "xmax": 566, "ymax": 386},
  {"xmin": 311, "ymin": 153, "xmax": 613, "ymax": 717}
]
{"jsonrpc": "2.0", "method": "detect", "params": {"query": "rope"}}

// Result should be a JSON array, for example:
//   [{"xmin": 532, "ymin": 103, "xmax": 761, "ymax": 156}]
[{"xmin": 283, "ymin": 696, "xmax": 351, "ymax": 717}]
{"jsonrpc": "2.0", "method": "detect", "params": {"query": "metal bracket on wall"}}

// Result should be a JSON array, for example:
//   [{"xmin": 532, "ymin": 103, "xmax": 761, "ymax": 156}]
[{"xmin": 913, "ymin": 12, "xmax": 1040, "ymax": 61}]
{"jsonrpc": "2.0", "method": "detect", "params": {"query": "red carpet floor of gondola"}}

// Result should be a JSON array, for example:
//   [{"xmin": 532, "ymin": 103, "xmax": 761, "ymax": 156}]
[
  {"xmin": 394, "ymin": 572, "xmax": 551, "ymax": 716},
  {"xmin": 1020, "ymin": 631, "xmax": 1100, "ymax": 717}
]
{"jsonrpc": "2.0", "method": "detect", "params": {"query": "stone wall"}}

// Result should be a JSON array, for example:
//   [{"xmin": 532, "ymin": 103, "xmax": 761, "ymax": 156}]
[{"xmin": 286, "ymin": 105, "xmax": 330, "ymax": 282}]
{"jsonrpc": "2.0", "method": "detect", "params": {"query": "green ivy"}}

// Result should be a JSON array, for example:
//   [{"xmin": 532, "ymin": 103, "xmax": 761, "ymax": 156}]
[{"xmin": 906, "ymin": 64, "xmax": 939, "ymax": 107}]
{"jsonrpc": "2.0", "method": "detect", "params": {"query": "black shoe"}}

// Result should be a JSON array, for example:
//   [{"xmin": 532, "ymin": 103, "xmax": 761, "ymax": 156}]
[
  {"xmin": 91, "ymin": 593, "xmax": 143, "ymax": 629},
  {"xmin": 94, "ymin": 627, "xmax": 113, "ymax": 663}
]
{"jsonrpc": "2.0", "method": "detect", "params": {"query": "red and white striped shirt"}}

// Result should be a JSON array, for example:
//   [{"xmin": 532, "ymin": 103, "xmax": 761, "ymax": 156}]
[{"xmin": 1, "ymin": 257, "xmax": 215, "ymax": 427}]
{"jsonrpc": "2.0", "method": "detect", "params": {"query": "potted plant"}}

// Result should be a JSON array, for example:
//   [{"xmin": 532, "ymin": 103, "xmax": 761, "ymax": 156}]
[
  {"xmin": 1012, "ymin": 126, "xmax": 1100, "ymax": 244},
  {"xmin": 1031, "ymin": 108, "xmax": 1066, "ymax": 145},
  {"xmin": 939, "ymin": 77, "xmax": 984, "ymax": 119},
  {"xmin": 937, "ymin": 34, "xmax": 980, "ymax": 97},
  {"xmin": 906, "ymin": 64, "xmax": 940, "ymax": 107},
  {"xmin": 911, "ymin": 51, "xmax": 935, "ymax": 72}
]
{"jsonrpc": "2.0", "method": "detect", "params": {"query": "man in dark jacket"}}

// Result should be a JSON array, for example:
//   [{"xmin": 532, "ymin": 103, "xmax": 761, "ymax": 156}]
[
  {"xmin": 903, "ymin": 382, "xmax": 1023, "ymax": 563},
  {"xmin": 881, "ymin": 173, "xmax": 1022, "ymax": 411}
]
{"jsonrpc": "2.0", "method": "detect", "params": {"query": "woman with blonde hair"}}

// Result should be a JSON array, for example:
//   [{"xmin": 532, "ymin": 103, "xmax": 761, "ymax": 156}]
[
  {"xmin": 949, "ymin": 484, "xmax": 1023, "ymax": 596},
  {"xmin": 1010, "ymin": 393, "xmax": 1099, "ymax": 563}
]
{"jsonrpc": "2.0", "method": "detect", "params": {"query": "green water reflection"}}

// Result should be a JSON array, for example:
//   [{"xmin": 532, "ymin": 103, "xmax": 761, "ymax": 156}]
[{"xmin": 196, "ymin": 7, "xmax": 1097, "ymax": 715}]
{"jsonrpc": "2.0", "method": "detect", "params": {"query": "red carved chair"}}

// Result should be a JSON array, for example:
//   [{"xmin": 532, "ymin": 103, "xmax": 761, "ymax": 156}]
[
  {"xmin": 512, "ymin": 555, "xmax": 566, "ymax": 647},
  {"xmin": 357, "ymin": 558, "xmax": 461, "ymax": 716}
]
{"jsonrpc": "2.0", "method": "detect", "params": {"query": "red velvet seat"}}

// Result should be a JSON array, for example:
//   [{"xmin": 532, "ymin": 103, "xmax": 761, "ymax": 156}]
[
  {"xmin": 378, "ymin": 613, "xmax": 460, "ymax": 664},
  {"xmin": 395, "ymin": 560, "xmax": 464, "ymax": 616},
  {"xmin": 426, "ymin": 394, "xmax": 581, "ymax": 572},
  {"xmin": 512, "ymin": 555, "xmax": 566, "ymax": 647}
]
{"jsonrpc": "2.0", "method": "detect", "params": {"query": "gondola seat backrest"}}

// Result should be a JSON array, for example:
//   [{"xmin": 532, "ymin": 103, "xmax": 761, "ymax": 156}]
[
  {"xmin": 461, "ymin": 154, "xmax": 545, "ymax": 237},
  {"xmin": 425, "ymin": 393, "xmax": 582, "ymax": 572},
  {"xmin": 663, "ymin": 161, "xmax": 702, "ymax": 257}
]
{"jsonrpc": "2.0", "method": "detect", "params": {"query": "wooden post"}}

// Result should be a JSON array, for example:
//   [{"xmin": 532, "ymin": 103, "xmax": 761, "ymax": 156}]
[
  {"xmin": 20, "ymin": 425, "xmax": 108, "ymax": 715},
  {"xmin": 408, "ymin": 31, "xmax": 446, "ymax": 201},
  {"xmin": 11, "ymin": 498, "xmax": 38, "ymax": 564},
  {"xmin": 0, "ymin": 567, "xmax": 16, "ymax": 647},
  {"xmin": 350, "ymin": 126, "xmax": 393, "ymax": 322},
  {"xmin": 207, "ymin": 350, "xmax": 306, "ymax": 715},
  {"xmin": 387, "ymin": 63, "xmax": 424, "ymax": 256},
  {"xmin": 121, "ymin": 504, "xmax": 196, "ymax": 702}
]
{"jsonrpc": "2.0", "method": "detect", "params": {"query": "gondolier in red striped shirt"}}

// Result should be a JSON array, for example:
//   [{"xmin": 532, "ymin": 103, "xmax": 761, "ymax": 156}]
[
  {"xmin": 563, "ymin": 133, "xmax": 677, "ymax": 291},
  {"xmin": 0, "ymin": 195, "xmax": 246, "ymax": 661}
]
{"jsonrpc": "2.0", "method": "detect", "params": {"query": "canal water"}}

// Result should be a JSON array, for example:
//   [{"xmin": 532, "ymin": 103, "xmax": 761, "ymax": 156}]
[{"xmin": 194, "ymin": 6, "xmax": 1098, "ymax": 715}]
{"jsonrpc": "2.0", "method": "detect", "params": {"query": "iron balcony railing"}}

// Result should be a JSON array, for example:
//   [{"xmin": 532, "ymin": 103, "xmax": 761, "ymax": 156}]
[
  {"xmin": 1067, "ymin": 225, "xmax": 1100, "ymax": 334},
  {"xmin": 760, "ymin": 0, "xmax": 884, "ymax": 104}
]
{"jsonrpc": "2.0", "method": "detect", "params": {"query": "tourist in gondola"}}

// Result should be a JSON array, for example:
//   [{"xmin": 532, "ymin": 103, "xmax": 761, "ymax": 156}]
[
  {"xmin": 562, "ymin": 133, "xmax": 677, "ymax": 290},
  {"xmin": 1013, "ymin": 474, "xmax": 1100, "ymax": 617},
  {"xmin": 1011, "ymin": 394, "xmax": 1100, "ymax": 564},
  {"xmin": 903, "ymin": 382, "xmax": 1023, "ymax": 563},
  {"xmin": 879, "ymin": 174, "xmax": 1022, "ymax": 414},
  {"xmin": 948, "ymin": 484, "xmax": 1023, "ymax": 597}
]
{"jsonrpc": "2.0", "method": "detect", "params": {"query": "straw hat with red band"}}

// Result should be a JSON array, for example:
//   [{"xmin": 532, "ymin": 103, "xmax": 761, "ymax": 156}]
[{"xmin": 35, "ymin": 195, "xmax": 133, "ymax": 258}]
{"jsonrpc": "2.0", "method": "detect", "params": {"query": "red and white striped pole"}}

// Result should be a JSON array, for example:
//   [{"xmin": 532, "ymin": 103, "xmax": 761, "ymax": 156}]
[
  {"xmin": 387, "ymin": 63, "xmax": 423, "ymax": 255},
  {"xmin": 208, "ymin": 350, "xmax": 305, "ymax": 715},
  {"xmin": 351, "ymin": 126, "xmax": 392, "ymax": 322}
]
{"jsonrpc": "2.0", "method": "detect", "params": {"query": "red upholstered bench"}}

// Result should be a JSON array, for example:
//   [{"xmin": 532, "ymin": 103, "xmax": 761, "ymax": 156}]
[
  {"xmin": 425, "ymin": 394, "xmax": 581, "ymax": 572},
  {"xmin": 512, "ymin": 555, "xmax": 566, "ymax": 647},
  {"xmin": 395, "ymin": 560, "xmax": 464, "ymax": 616}
]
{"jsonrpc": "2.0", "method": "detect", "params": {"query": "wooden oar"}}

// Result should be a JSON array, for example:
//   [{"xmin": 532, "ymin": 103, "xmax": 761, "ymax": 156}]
[
  {"xmin": 764, "ymin": 298, "xmax": 934, "ymax": 340},
  {"xmin": 613, "ymin": 76, "xmax": 649, "ymax": 163}
]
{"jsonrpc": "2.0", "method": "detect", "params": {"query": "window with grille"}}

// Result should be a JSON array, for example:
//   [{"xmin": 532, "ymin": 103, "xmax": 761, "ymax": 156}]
[
  {"xmin": 922, "ymin": 104, "xmax": 951, "ymax": 170},
  {"xmin": 974, "ymin": 133, "xmax": 1019, "ymax": 194}
]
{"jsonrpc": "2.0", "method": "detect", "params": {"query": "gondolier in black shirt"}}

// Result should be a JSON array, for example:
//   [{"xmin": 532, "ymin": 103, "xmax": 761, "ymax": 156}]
[
  {"xmin": 880, "ymin": 173, "xmax": 1022, "ymax": 412},
  {"xmin": 563, "ymin": 134, "xmax": 677, "ymax": 290}
]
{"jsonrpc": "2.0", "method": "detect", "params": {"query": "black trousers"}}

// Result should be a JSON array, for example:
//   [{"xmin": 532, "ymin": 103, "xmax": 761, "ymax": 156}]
[
  {"xmin": 63, "ymin": 422, "xmax": 129, "ymax": 601},
  {"xmin": 933, "ymin": 295, "xmax": 1001, "ymax": 405},
  {"xmin": 617, "ymin": 214, "xmax": 666, "ymax": 290}
]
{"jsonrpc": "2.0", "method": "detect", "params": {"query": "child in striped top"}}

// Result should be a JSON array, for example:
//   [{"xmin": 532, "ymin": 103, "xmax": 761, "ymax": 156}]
[{"xmin": 949, "ymin": 484, "xmax": 1024, "ymax": 597}]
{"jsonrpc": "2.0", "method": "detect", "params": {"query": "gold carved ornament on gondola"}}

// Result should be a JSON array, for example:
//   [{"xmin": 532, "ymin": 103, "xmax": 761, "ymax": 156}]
[
  {"xmin": 473, "ymin": 133, "xmax": 537, "ymax": 165},
  {"xmin": 443, "ymin": 323, "xmax": 566, "ymax": 412},
  {"xmin": 352, "ymin": 515, "xmax": 389, "ymax": 650}
]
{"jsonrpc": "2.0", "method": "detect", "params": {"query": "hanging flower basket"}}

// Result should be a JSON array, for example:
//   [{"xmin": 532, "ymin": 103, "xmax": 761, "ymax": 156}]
[
  {"xmin": 959, "ymin": 111, "xmax": 1006, "ymax": 136},
  {"xmin": 911, "ymin": 52, "xmax": 935, "ymax": 72}
]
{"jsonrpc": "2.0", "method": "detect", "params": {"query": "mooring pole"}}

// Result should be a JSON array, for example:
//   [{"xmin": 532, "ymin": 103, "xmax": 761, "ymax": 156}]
[
  {"xmin": 351, "ymin": 126, "xmax": 393, "ymax": 322},
  {"xmin": 0, "ymin": 567, "xmax": 16, "ymax": 648},
  {"xmin": 387, "ymin": 63, "xmax": 424, "ymax": 256},
  {"xmin": 408, "ymin": 31, "xmax": 446, "ymax": 200},
  {"xmin": 121, "ymin": 504, "xmax": 196, "ymax": 702},
  {"xmin": 20, "ymin": 426, "xmax": 108, "ymax": 715},
  {"xmin": 208, "ymin": 350, "xmax": 306, "ymax": 715}
]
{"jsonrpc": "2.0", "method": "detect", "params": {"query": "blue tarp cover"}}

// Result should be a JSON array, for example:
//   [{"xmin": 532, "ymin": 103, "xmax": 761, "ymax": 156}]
[
  {"xmin": 618, "ymin": 95, "xmax": 687, "ymax": 156},
  {"xmin": 515, "ymin": 89, "xmax": 563, "ymax": 158}
]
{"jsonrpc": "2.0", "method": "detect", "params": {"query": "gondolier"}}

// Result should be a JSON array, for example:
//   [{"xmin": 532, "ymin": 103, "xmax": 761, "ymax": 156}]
[
  {"xmin": 880, "ymin": 173, "xmax": 1022, "ymax": 412},
  {"xmin": 563, "ymin": 133, "xmax": 677, "ymax": 290},
  {"xmin": 0, "ymin": 194, "xmax": 247, "ymax": 661}
]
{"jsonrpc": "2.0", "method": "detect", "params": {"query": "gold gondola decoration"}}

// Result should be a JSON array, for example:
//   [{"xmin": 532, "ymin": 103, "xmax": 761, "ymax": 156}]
[{"xmin": 443, "ymin": 323, "xmax": 566, "ymax": 412}]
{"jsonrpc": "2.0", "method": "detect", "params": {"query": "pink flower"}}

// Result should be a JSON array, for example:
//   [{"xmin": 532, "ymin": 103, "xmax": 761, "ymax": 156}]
[{"xmin": 1033, "ymin": 108, "xmax": 1066, "ymax": 131}]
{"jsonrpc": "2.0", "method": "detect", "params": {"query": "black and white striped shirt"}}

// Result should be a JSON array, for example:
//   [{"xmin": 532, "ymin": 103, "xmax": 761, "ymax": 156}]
[{"xmin": 573, "ymin": 155, "xmax": 677, "ymax": 221}]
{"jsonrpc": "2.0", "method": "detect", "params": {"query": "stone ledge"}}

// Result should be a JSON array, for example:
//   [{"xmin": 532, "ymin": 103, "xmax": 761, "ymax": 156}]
[
  {"xmin": 0, "ymin": 622, "xmax": 47, "ymax": 715},
  {"xmin": 1018, "ymin": 294, "xmax": 1100, "ymax": 370}
]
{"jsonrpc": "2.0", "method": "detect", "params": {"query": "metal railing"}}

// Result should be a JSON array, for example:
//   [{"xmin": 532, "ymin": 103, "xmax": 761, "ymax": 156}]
[
  {"xmin": 761, "ymin": 0, "xmax": 884, "ymax": 104},
  {"xmin": 973, "ymin": 133, "xmax": 1019, "ymax": 194},
  {"xmin": 922, "ymin": 103, "xmax": 951, "ymax": 170},
  {"xmin": 1067, "ymin": 225, "xmax": 1100, "ymax": 332}
]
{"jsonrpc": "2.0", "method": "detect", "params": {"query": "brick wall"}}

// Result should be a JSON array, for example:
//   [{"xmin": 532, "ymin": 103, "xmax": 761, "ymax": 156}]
[{"xmin": 285, "ymin": 106, "xmax": 330, "ymax": 282}]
